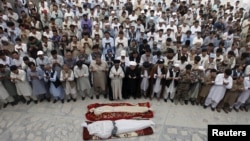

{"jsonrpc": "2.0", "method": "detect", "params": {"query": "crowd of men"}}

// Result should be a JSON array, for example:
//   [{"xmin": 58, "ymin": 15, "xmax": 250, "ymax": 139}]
[{"xmin": 0, "ymin": 0, "xmax": 250, "ymax": 113}]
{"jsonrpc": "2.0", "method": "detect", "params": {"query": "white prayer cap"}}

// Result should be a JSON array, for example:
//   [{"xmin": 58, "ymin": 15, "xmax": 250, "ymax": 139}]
[
  {"xmin": 198, "ymin": 66, "xmax": 205, "ymax": 70},
  {"xmin": 140, "ymin": 28, "xmax": 145, "ymax": 32},
  {"xmin": 141, "ymin": 10, "xmax": 145, "ymax": 14},
  {"xmin": 209, "ymin": 53, "xmax": 215, "ymax": 58},
  {"xmin": 245, "ymin": 66, "xmax": 250, "ymax": 76},
  {"xmin": 37, "ymin": 51, "xmax": 44, "ymax": 55},
  {"xmin": 222, "ymin": 34, "xmax": 227, "ymax": 40},
  {"xmin": 29, "ymin": 1, "xmax": 33, "ymax": 5},
  {"xmin": 130, "ymin": 22, "xmax": 136, "ymax": 27},
  {"xmin": 121, "ymin": 50, "xmax": 126, "ymax": 56},
  {"xmin": 93, "ymin": 21, "xmax": 98, "ymax": 26},
  {"xmin": 247, "ymin": 42, "xmax": 250, "ymax": 47},
  {"xmin": 129, "ymin": 61, "xmax": 137, "ymax": 66},
  {"xmin": 157, "ymin": 59, "xmax": 164, "ymax": 64},
  {"xmin": 111, "ymin": 11, "xmax": 115, "ymax": 14},
  {"xmin": 225, "ymin": 10, "xmax": 230, "ymax": 14},
  {"xmin": 170, "ymin": 18, "xmax": 174, "ymax": 22},
  {"xmin": 188, "ymin": 8, "xmax": 192, "ymax": 11},
  {"xmin": 125, "ymin": 25, "xmax": 130, "ymax": 28},
  {"xmin": 174, "ymin": 64, "xmax": 180, "ymax": 67},
  {"xmin": 159, "ymin": 18, "xmax": 164, "ymax": 23},
  {"xmin": 172, "ymin": 12, "xmax": 177, "ymax": 15},
  {"xmin": 2, "ymin": 15, "xmax": 8, "ymax": 21},
  {"xmin": 1, "ymin": 36, "xmax": 9, "ymax": 42},
  {"xmin": 150, "ymin": 17, "xmax": 154, "ymax": 20}
]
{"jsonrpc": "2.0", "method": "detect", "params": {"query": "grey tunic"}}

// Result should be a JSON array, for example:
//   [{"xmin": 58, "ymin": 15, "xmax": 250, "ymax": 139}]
[
  {"xmin": 27, "ymin": 67, "xmax": 47, "ymax": 96},
  {"xmin": 0, "ymin": 68, "xmax": 18, "ymax": 97}
]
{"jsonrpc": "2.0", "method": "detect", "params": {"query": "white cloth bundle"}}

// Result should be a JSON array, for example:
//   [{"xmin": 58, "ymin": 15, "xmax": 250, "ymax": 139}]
[
  {"xmin": 82, "ymin": 119, "xmax": 155, "ymax": 139},
  {"xmin": 89, "ymin": 105, "xmax": 152, "ymax": 115}
]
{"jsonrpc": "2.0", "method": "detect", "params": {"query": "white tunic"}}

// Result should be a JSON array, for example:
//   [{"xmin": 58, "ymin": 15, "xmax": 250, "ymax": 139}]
[
  {"xmin": 153, "ymin": 66, "xmax": 164, "ymax": 93},
  {"xmin": 10, "ymin": 69, "xmax": 32, "ymax": 96},
  {"xmin": 0, "ymin": 56, "xmax": 13, "ymax": 67},
  {"xmin": 109, "ymin": 66, "xmax": 125, "ymax": 99},
  {"xmin": 14, "ymin": 43, "xmax": 27, "ymax": 57},
  {"xmin": 199, "ymin": 54, "xmax": 209, "ymax": 67},
  {"xmin": 140, "ymin": 70, "xmax": 150, "ymax": 91},
  {"xmin": 13, "ymin": 58, "xmax": 23, "ymax": 68},
  {"xmin": 115, "ymin": 37, "xmax": 128, "ymax": 57},
  {"xmin": 237, "ymin": 77, "xmax": 250, "ymax": 103},
  {"xmin": 73, "ymin": 64, "xmax": 91, "ymax": 91},
  {"xmin": 154, "ymin": 34, "xmax": 166, "ymax": 49},
  {"xmin": 206, "ymin": 74, "xmax": 233, "ymax": 103}
]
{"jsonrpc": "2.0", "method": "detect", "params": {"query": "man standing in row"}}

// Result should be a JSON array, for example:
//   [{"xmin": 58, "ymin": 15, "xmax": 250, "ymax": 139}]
[
  {"xmin": 150, "ymin": 59, "xmax": 166, "ymax": 101},
  {"xmin": 175, "ymin": 64, "xmax": 193, "ymax": 105},
  {"xmin": 89, "ymin": 55, "xmax": 108, "ymax": 99},
  {"xmin": 10, "ymin": 65, "xmax": 38, "ymax": 105},
  {"xmin": 204, "ymin": 69, "xmax": 233, "ymax": 111},
  {"xmin": 27, "ymin": 62, "xmax": 48, "ymax": 102},
  {"xmin": 125, "ymin": 61, "xmax": 140, "ymax": 99},
  {"xmin": 73, "ymin": 60, "xmax": 92, "ymax": 100},
  {"xmin": 164, "ymin": 63, "xmax": 180, "ymax": 102},
  {"xmin": 109, "ymin": 59, "xmax": 124, "ymax": 100}
]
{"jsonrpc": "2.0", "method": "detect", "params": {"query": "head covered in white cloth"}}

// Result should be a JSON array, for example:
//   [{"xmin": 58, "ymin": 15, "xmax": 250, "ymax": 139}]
[
  {"xmin": 120, "ymin": 50, "xmax": 126, "ymax": 56},
  {"xmin": 129, "ymin": 61, "xmax": 137, "ymax": 70},
  {"xmin": 198, "ymin": 66, "xmax": 205, "ymax": 71},
  {"xmin": 129, "ymin": 61, "xmax": 137, "ymax": 66},
  {"xmin": 173, "ymin": 63, "xmax": 180, "ymax": 68},
  {"xmin": 209, "ymin": 53, "xmax": 215, "ymax": 58},
  {"xmin": 37, "ymin": 50, "xmax": 44, "ymax": 56}
]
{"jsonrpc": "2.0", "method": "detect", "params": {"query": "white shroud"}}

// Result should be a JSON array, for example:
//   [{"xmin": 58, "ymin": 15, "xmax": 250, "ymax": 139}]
[
  {"xmin": 89, "ymin": 105, "xmax": 151, "ymax": 115},
  {"xmin": 82, "ymin": 119, "xmax": 155, "ymax": 139}
]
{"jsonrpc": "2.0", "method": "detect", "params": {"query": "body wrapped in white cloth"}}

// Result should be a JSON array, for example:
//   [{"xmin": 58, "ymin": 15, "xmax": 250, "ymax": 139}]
[
  {"xmin": 89, "ymin": 105, "xmax": 152, "ymax": 115},
  {"xmin": 82, "ymin": 119, "xmax": 155, "ymax": 139}
]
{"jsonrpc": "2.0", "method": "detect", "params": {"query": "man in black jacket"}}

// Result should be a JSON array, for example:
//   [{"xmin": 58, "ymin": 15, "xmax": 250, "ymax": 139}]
[
  {"xmin": 164, "ymin": 63, "xmax": 180, "ymax": 103},
  {"xmin": 231, "ymin": 64, "xmax": 243, "ymax": 80},
  {"xmin": 125, "ymin": 61, "xmax": 140, "ymax": 99}
]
